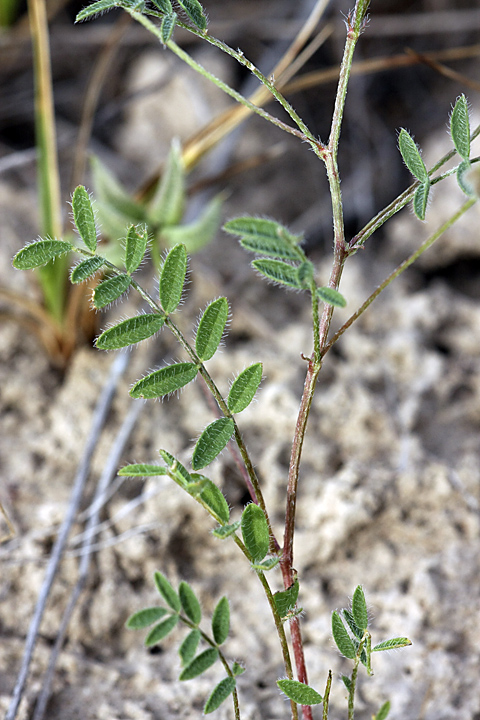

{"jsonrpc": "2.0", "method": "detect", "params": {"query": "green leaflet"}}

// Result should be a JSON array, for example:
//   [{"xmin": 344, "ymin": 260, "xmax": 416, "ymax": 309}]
[
  {"xmin": 352, "ymin": 585, "xmax": 368, "ymax": 633},
  {"xmin": 96, "ymin": 313, "xmax": 165, "ymax": 350},
  {"xmin": 252, "ymin": 258, "xmax": 301, "ymax": 289},
  {"xmin": 179, "ymin": 629, "xmax": 201, "ymax": 666},
  {"xmin": 154, "ymin": 571, "xmax": 181, "ymax": 611},
  {"xmin": 212, "ymin": 521, "xmax": 240, "ymax": 539},
  {"xmin": 274, "ymin": 578, "xmax": 299, "ymax": 619},
  {"xmin": 331, "ymin": 611, "xmax": 356, "ymax": 659},
  {"xmin": 118, "ymin": 463, "xmax": 168, "ymax": 477},
  {"xmin": 277, "ymin": 679, "xmax": 323, "ymax": 706},
  {"xmin": 176, "ymin": 0, "xmax": 206, "ymax": 30},
  {"xmin": 179, "ymin": 581, "xmax": 202, "ymax": 625},
  {"xmin": 241, "ymin": 503, "xmax": 269, "ymax": 562},
  {"xmin": 93, "ymin": 273, "xmax": 131, "ymax": 309},
  {"xmin": 151, "ymin": 0, "xmax": 173, "ymax": 12},
  {"xmin": 374, "ymin": 701, "xmax": 391, "ymax": 720},
  {"xmin": 13, "ymin": 239, "xmax": 73, "ymax": 270},
  {"xmin": 125, "ymin": 224, "xmax": 148, "ymax": 274},
  {"xmin": 199, "ymin": 479, "xmax": 230, "ymax": 524},
  {"xmin": 160, "ymin": 12, "xmax": 176, "ymax": 42},
  {"xmin": 342, "ymin": 609, "xmax": 363, "ymax": 640},
  {"xmin": 179, "ymin": 648, "xmax": 218, "ymax": 681},
  {"xmin": 398, "ymin": 129, "xmax": 428, "ymax": 183},
  {"xmin": 161, "ymin": 194, "xmax": 222, "ymax": 253},
  {"xmin": 450, "ymin": 94, "xmax": 470, "ymax": 161},
  {"xmin": 70, "ymin": 256, "xmax": 106, "ymax": 284},
  {"xmin": 126, "ymin": 606, "xmax": 169, "ymax": 629},
  {"xmin": 316, "ymin": 286, "xmax": 346, "ymax": 308},
  {"xmin": 90, "ymin": 155, "xmax": 145, "ymax": 223},
  {"xmin": 456, "ymin": 159, "xmax": 475, "ymax": 196},
  {"xmin": 159, "ymin": 450, "xmax": 193, "ymax": 486},
  {"xmin": 250, "ymin": 556, "xmax": 279, "ymax": 571},
  {"xmin": 192, "ymin": 417, "xmax": 235, "ymax": 470},
  {"xmin": 145, "ymin": 615, "xmax": 179, "ymax": 647},
  {"xmin": 413, "ymin": 181, "xmax": 431, "ymax": 221},
  {"xmin": 211, "ymin": 596, "xmax": 230, "ymax": 645},
  {"xmin": 223, "ymin": 217, "xmax": 304, "ymax": 261},
  {"xmin": 372, "ymin": 637, "xmax": 412, "ymax": 652},
  {"xmin": 227, "ymin": 363, "xmax": 262, "ymax": 414},
  {"xmin": 232, "ymin": 661, "xmax": 245, "ymax": 676},
  {"xmin": 160, "ymin": 243, "xmax": 187, "ymax": 313},
  {"xmin": 195, "ymin": 297, "xmax": 229, "ymax": 362},
  {"xmin": 148, "ymin": 139, "xmax": 184, "ymax": 226},
  {"xmin": 204, "ymin": 677, "xmax": 236, "ymax": 714},
  {"xmin": 342, "ymin": 675, "xmax": 352, "ymax": 692},
  {"xmin": 130, "ymin": 362, "xmax": 199, "ymax": 399},
  {"xmin": 72, "ymin": 186, "xmax": 97, "ymax": 252},
  {"xmin": 76, "ymin": 0, "xmax": 122, "ymax": 21}
]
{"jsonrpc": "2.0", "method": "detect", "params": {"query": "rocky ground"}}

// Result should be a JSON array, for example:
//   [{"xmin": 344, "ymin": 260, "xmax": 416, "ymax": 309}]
[{"xmin": 1, "ymin": 1, "xmax": 480, "ymax": 719}]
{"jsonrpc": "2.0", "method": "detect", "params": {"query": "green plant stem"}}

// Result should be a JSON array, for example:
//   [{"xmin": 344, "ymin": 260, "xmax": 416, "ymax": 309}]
[
  {"xmin": 127, "ymin": 7, "xmax": 310, "ymax": 145},
  {"xmin": 28, "ymin": 0, "xmax": 65, "ymax": 325},
  {"xmin": 178, "ymin": 614, "xmax": 241, "ymax": 720},
  {"xmin": 323, "ymin": 196, "xmax": 477, "ymax": 357},
  {"xmin": 348, "ymin": 632, "xmax": 370, "ymax": 720}
]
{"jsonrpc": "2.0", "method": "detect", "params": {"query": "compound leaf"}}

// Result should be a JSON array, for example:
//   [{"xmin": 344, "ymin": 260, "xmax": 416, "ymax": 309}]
[
  {"xmin": 118, "ymin": 463, "xmax": 168, "ymax": 477},
  {"xmin": 125, "ymin": 224, "xmax": 148, "ymax": 274},
  {"xmin": 224, "ymin": 217, "xmax": 303, "ymax": 260},
  {"xmin": 413, "ymin": 181, "xmax": 431, "ymax": 221},
  {"xmin": 398, "ymin": 129, "xmax": 428, "ymax": 182},
  {"xmin": 204, "ymin": 677, "xmax": 236, "ymax": 714},
  {"xmin": 352, "ymin": 585, "xmax": 368, "ymax": 633},
  {"xmin": 252, "ymin": 258, "xmax": 301, "ymax": 289},
  {"xmin": 179, "ymin": 648, "xmax": 218, "ymax": 681},
  {"xmin": 96, "ymin": 313, "xmax": 164, "ymax": 350},
  {"xmin": 160, "ymin": 243, "xmax": 187, "ymax": 313},
  {"xmin": 192, "ymin": 418, "xmax": 234, "ymax": 470},
  {"xmin": 241, "ymin": 503, "xmax": 269, "ymax": 562},
  {"xmin": 145, "ymin": 614, "xmax": 179, "ymax": 646},
  {"xmin": 149, "ymin": 139, "xmax": 184, "ymax": 226},
  {"xmin": 195, "ymin": 297, "xmax": 229, "ymax": 362},
  {"xmin": 211, "ymin": 596, "xmax": 230, "ymax": 645},
  {"xmin": 179, "ymin": 628, "xmax": 201, "ymax": 666},
  {"xmin": 179, "ymin": 581, "xmax": 201, "ymax": 625},
  {"xmin": 199, "ymin": 479, "xmax": 230, "ymax": 524},
  {"xmin": 126, "ymin": 606, "xmax": 169, "ymax": 629},
  {"xmin": 317, "ymin": 286, "xmax": 346, "ymax": 307},
  {"xmin": 130, "ymin": 362, "xmax": 199, "ymax": 399},
  {"xmin": 72, "ymin": 185, "xmax": 97, "ymax": 252},
  {"xmin": 277, "ymin": 679, "xmax": 323, "ymax": 706},
  {"xmin": 13, "ymin": 239, "xmax": 73, "ymax": 270},
  {"xmin": 176, "ymin": 0, "xmax": 206, "ymax": 30},
  {"xmin": 71, "ymin": 256, "xmax": 106, "ymax": 284},
  {"xmin": 154, "ymin": 571, "xmax": 181, "ymax": 611},
  {"xmin": 93, "ymin": 273, "xmax": 131, "ymax": 309},
  {"xmin": 332, "ymin": 611, "xmax": 356, "ymax": 659},
  {"xmin": 227, "ymin": 363, "xmax": 262, "ymax": 413},
  {"xmin": 450, "ymin": 94, "xmax": 470, "ymax": 161},
  {"xmin": 372, "ymin": 637, "xmax": 412, "ymax": 652}
]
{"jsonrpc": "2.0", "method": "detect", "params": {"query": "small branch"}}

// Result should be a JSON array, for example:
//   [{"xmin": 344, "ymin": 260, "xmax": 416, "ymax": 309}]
[{"xmin": 323, "ymin": 197, "xmax": 477, "ymax": 357}]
